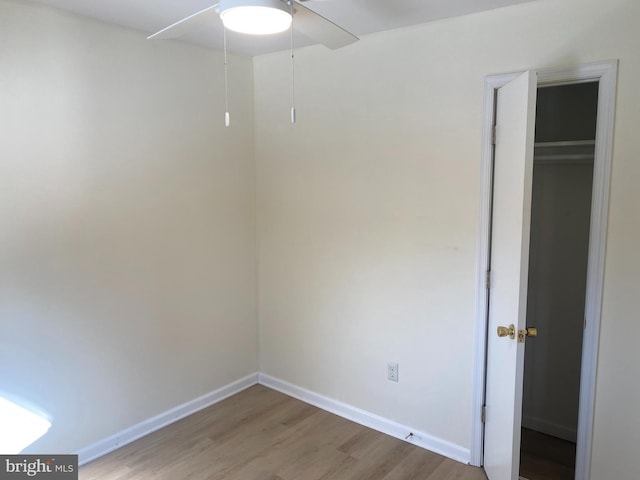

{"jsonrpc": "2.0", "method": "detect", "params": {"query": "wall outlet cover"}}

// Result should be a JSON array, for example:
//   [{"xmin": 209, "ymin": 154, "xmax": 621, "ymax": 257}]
[{"xmin": 388, "ymin": 362, "xmax": 399, "ymax": 382}]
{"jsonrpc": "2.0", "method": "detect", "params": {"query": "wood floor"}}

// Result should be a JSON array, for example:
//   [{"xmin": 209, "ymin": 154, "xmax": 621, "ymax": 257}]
[
  {"xmin": 519, "ymin": 428, "xmax": 576, "ymax": 480},
  {"xmin": 80, "ymin": 385, "xmax": 487, "ymax": 480}
]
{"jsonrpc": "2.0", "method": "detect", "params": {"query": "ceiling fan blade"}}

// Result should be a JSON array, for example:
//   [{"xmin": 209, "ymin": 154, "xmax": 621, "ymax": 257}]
[
  {"xmin": 293, "ymin": 1, "xmax": 358, "ymax": 49},
  {"xmin": 147, "ymin": 4, "xmax": 220, "ymax": 40}
]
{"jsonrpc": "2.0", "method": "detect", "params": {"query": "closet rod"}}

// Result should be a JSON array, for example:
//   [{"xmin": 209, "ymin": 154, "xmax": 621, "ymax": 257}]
[
  {"xmin": 534, "ymin": 140, "xmax": 596, "ymax": 148},
  {"xmin": 535, "ymin": 154, "xmax": 594, "ymax": 163}
]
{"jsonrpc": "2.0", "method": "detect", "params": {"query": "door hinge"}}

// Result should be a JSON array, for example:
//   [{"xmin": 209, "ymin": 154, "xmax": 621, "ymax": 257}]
[
  {"xmin": 481, "ymin": 405, "xmax": 487, "ymax": 423},
  {"xmin": 486, "ymin": 270, "xmax": 491, "ymax": 290},
  {"xmin": 491, "ymin": 125, "xmax": 497, "ymax": 145}
]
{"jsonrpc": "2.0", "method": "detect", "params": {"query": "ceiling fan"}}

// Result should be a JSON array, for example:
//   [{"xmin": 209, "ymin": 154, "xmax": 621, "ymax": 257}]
[{"xmin": 147, "ymin": 0, "xmax": 359, "ymax": 50}]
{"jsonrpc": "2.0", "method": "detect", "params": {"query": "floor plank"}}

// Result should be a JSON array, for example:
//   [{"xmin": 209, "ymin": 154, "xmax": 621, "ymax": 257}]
[
  {"xmin": 519, "ymin": 428, "xmax": 575, "ymax": 480},
  {"xmin": 80, "ymin": 385, "xmax": 487, "ymax": 480}
]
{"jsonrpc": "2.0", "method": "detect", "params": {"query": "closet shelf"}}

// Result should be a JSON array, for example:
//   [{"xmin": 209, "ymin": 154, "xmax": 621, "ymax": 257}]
[
  {"xmin": 534, "ymin": 139, "xmax": 595, "ymax": 164},
  {"xmin": 534, "ymin": 140, "xmax": 595, "ymax": 148}
]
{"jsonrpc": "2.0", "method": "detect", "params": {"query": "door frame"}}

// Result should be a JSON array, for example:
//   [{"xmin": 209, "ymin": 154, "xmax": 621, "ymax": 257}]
[{"xmin": 470, "ymin": 60, "xmax": 618, "ymax": 479}]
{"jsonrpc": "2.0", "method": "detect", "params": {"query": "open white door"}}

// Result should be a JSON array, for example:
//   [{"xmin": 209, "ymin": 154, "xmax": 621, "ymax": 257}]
[{"xmin": 483, "ymin": 70, "xmax": 537, "ymax": 480}]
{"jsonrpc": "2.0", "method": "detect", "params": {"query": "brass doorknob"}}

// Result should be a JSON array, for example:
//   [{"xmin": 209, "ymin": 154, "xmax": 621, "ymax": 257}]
[
  {"xmin": 497, "ymin": 324, "xmax": 516, "ymax": 339},
  {"xmin": 517, "ymin": 326, "xmax": 538, "ymax": 343}
]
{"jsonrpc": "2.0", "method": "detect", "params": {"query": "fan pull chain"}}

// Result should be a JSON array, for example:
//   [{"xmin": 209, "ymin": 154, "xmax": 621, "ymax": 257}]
[
  {"xmin": 289, "ymin": 0, "xmax": 296, "ymax": 124},
  {"xmin": 223, "ymin": 26, "xmax": 230, "ymax": 127}
]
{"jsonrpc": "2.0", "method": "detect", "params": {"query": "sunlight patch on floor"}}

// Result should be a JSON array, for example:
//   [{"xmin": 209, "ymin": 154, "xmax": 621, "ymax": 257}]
[{"xmin": 0, "ymin": 396, "xmax": 51, "ymax": 453}]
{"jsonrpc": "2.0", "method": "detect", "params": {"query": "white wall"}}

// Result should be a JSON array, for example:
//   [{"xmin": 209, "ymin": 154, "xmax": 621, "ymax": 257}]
[
  {"xmin": 0, "ymin": 0, "xmax": 257, "ymax": 453},
  {"xmin": 254, "ymin": 0, "xmax": 640, "ymax": 477}
]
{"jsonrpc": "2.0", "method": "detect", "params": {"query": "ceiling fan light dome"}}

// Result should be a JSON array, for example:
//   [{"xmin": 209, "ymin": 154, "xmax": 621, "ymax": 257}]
[{"xmin": 220, "ymin": 0, "xmax": 292, "ymax": 35}]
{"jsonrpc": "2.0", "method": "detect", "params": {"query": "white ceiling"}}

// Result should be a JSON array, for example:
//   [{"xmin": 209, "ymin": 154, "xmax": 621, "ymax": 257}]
[{"xmin": 29, "ymin": 0, "xmax": 535, "ymax": 56}]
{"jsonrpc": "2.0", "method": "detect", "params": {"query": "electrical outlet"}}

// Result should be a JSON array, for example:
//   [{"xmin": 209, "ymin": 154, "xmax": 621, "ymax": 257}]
[{"xmin": 387, "ymin": 362, "xmax": 399, "ymax": 382}]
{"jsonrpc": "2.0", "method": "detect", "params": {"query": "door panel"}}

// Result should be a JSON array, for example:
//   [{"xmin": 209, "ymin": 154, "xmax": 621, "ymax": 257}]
[{"xmin": 483, "ymin": 70, "xmax": 537, "ymax": 480}]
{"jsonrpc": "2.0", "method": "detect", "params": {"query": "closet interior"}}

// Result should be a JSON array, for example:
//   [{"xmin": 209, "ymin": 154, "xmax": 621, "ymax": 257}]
[{"xmin": 519, "ymin": 81, "xmax": 599, "ymax": 480}]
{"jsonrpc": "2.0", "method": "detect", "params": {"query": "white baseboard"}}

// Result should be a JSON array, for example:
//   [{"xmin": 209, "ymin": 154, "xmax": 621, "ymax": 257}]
[
  {"xmin": 258, "ymin": 373, "xmax": 470, "ymax": 464},
  {"xmin": 78, "ymin": 372, "xmax": 471, "ymax": 466},
  {"xmin": 522, "ymin": 414, "xmax": 577, "ymax": 443},
  {"xmin": 76, "ymin": 373, "xmax": 258, "ymax": 465}
]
